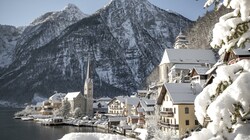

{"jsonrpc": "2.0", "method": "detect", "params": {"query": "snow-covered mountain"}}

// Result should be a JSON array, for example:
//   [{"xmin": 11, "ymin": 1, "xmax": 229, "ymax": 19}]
[
  {"xmin": 0, "ymin": 0, "xmax": 193, "ymax": 104},
  {"xmin": 0, "ymin": 25, "xmax": 22, "ymax": 69},
  {"xmin": 14, "ymin": 3, "xmax": 87, "ymax": 62}
]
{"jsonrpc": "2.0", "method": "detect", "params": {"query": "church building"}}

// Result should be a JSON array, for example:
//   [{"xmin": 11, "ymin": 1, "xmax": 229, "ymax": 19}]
[{"xmin": 83, "ymin": 55, "xmax": 94, "ymax": 117}]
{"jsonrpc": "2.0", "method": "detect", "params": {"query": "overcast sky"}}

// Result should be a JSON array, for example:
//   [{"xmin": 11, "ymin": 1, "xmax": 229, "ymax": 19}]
[{"xmin": 0, "ymin": 0, "xmax": 213, "ymax": 27}]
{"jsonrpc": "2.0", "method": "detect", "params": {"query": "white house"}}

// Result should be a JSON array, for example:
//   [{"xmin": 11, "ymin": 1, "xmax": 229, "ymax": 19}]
[
  {"xmin": 64, "ymin": 92, "xmax": 85, "ymax": 114},
  {"xmin": 157, "ymin": 83, "xmax": 202, "ymax": 138},
  {"xmin": 159, "ymin": 48, "xmax": 216, "ymax": 83}
]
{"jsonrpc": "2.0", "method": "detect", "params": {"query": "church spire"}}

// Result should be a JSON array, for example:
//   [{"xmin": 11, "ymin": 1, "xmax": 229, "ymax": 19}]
[{"xmin": 86, "ymin": 53, "xmax": 91, "ymax": 80}]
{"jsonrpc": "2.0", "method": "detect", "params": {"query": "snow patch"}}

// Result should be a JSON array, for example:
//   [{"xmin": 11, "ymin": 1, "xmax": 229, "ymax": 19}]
[{"xmin": 59, "ymin": 132, "xmax": 134, "ymax": 140}]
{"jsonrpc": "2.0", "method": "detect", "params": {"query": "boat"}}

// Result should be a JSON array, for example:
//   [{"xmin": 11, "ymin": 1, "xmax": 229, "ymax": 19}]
[{"xmin": 21, "ymin": 116, "xmax": 34, "ymax": 121}]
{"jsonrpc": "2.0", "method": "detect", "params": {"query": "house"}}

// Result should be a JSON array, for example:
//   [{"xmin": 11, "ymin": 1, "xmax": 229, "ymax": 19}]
[
  {"xmin": 222, "ymin": 46, "xmax": 250, "ymax": 64},
  {"xmin": 159, "ymin": 48, "xmax": 216, "ymax": 84},
  {"xmin": 190, "ymin": 66, "xmax": 210, "ymax": 87},
  {"xmin": 131, "ymin": 90, "xmax": 148, "ymax": 98},
  {"xmin": 93, "ymin": 97, "xmax": 111, "ymax": 115},
  {"xmin": 40, "ymin": 100, "xmax": 53, "ymax": 115},
  {"xmin": 136, "ymin": 98, "xmax": 156, "ymax": 128},
  {"xmin": 156, "ymin": 83, "xmax": 202, "ymax": 138},
  {"xmin": 108, "ymin": 96, "xmax": 127, "ymax": 115},
  {"xmin": 124, "ymin": 97, "xmax": 140, "ymax": 116},
  {"xmin": 64, "ymin": 91, "xmax": 85, "ymax": 114},
  {"xmin": 48, "ymin": 92, "xmax": 66, "ymax": 109}
]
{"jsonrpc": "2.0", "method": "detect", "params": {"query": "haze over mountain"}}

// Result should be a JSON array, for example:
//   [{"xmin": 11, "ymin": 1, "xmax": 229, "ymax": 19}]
[{"xmin": 0, "ymin": 0, "xmax": 193, "ymax": 105}]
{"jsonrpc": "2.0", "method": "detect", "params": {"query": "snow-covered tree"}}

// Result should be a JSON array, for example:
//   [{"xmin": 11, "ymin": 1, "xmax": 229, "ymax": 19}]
[
  {"xmin": 73, "ymin": 107, "xmax": 83, "ymax": 118},
  {"xmin": 54, "ymin": 99, "xmax": 71, "ymax": 118},
  {"xmin": 204, "ymin": 0, "xmax": 250, "ymax": 54},
  {"xmin": 186, "ymin": 0, "xmax": 250, "ymax": 139}
]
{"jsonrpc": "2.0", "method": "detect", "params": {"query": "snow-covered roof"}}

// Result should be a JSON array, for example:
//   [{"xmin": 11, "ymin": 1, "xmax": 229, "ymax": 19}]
[
  {"xmin": 139, "ymin": 98, "xmax": 155, "ymax": 112},
  {"xmin": 108, "ymin": 116, "xmax": 127, "ymax": 122},
  {"xmin": 49, "ymin": 93, "xmax": 66, "ymax": 102},
  {"xmin": 97, "ymin": 97, "xmax": 112, "ymax": 102},
  {"xmin": 232, "ymin": 46, "xmax": 250, "ymax": 56},
  {"xmin": 171, "ymin": 64, "xmax": 201, "ymax": 70},
  {"xmin": 193, "ymin": 66, "xmax": 210, "ymax": 75},
  {"xmin": 164, "ymin": 83, "xmax": 202, "ymax": 104},
  {"xmin": 64, "ymin": 92, "xmax": 81, "ymax": 100},
  {"xmin": 108, "ymin": 96, "xmax": 140, "ymax": 106},
  {"xmin": 160, "ymin": 49, "xmax": 216, "ymax": 65},
  {"xmin": 126, "ymin": 97, "xmax": 140, "ymax": 106},
  {"xmin": 142, "ymin": 98, "xmax": 155, "ymax": 105}
]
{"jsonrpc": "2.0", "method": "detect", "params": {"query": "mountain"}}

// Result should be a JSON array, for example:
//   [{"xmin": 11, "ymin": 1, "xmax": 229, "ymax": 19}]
[
  {"xmin": 0, "ymin": 25, "xmax": 22, "ymax": 69},
  {"xmin": 186, "ymin": 7, "xmax": 232, "ymax": 50},
  {"xmin": 0, "ymin": 0, "xmax": 193, "ymax": 104},
  {"xmin": 14, "ymin": 4, "xmax": 88, "ymax": 65}
]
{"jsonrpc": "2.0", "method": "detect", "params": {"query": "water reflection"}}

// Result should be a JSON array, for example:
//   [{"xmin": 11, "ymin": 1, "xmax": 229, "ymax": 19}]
[{"xmin": 0, "ymin": 108, "xmax": 107, "ymax": 140}]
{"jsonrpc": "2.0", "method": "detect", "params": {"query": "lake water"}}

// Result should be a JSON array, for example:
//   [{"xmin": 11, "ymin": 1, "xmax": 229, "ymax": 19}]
[{"xmin": 0, "ymin": 107, "xmax": 107, "ymax": 140}]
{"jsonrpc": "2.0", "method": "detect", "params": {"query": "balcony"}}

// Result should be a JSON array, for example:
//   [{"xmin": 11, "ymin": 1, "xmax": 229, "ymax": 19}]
[
  {"xmin": 160, "ymin": 111, "xmax": 174, "ymax": 117},
  {"xmin": 158, "ymin": 121, "xmax": 179, "ymax": 130}
]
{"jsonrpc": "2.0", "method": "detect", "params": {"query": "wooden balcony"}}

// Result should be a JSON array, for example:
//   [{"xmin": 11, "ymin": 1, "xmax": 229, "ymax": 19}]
[
  {"xmin": 158, "ymin": 121, "xmax": 179, "ymax": 130},
  {"xmin": 160, "ymin": 111, "xmax": 174, "ymax": 117}
]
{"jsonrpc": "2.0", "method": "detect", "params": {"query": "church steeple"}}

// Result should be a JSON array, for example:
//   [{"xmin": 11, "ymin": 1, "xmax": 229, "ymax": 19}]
[
  {"xmin": 84, "ymin": 52, "xmax": 93, "ymax": 117},
  {"xmin": 174, "ymin": 30, "xmax": 189, "ymax": 49},
  {"xmin": 86, "ymin": 53, "xmax": 91, "ymax": 81}
]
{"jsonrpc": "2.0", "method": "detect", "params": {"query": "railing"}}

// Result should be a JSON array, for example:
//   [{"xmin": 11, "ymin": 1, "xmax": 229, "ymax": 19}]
[
  {"xmin": 160, "ymin": 111, "xmax": 174, "ymax": 117},
  {"xmin": 158, "ymin": 121, "xmax": 179, "ymax": 130}
]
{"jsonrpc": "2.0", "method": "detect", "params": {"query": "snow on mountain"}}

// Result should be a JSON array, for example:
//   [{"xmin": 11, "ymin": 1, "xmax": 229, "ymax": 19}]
[
  {"xmin": 0, "ymin": 0, "xmax": 193, "ymax": 104},
  {"xmin": 0, "ymin": 25, "xmax": 21, "ymax": 68},
  {"xmin": 14, "ymin": 3, "xmax": 88, "ymax": 61}
]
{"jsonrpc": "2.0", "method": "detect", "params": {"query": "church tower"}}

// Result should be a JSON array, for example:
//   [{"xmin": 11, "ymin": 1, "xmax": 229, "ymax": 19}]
[
  {"xmin": 174, "ymin": 30, "xmax": 189, "ymax": 49},
  {"xmin": 84, "ymin": 54, "xmax": 93, "ymax": 117}
]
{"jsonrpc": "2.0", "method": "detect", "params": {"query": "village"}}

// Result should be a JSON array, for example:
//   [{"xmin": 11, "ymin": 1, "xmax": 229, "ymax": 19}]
[{"xmin": 13, "ymin": 31, "xmax": 250, "ymax": 139}]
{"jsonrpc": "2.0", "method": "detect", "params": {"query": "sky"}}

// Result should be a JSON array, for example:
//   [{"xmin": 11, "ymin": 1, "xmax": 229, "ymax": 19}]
[{"xmin": 0, "ymin": 0, "xmax": 213, "ymax": 27}]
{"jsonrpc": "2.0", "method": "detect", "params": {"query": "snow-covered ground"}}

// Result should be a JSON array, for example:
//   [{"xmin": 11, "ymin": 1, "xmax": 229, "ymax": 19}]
[{"xmin": 59, "ymin": 132, "xmax": 135, "ymax": 140}]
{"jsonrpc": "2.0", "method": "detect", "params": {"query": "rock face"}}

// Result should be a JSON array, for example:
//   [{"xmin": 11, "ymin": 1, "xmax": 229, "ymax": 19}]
[
  {"xmin": 0, "ymin": 0, "xmax": 193, "ymax": 104},
  {"xmin": 0, "ymin": 25, "xmax": 22, "ymax": 69}
]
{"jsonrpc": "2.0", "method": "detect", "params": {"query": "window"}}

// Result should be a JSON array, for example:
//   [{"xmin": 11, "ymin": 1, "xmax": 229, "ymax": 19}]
[
  {"xmin": 186, "ymin": 120, "xmax": 189, "ymax": 125},
  {"xmin": 185, "ymin": 107, "xmax": 189, "ymax": 114},
  {"xmin": 174, "ymin": 108, "xmax": 176, "ymax": 114},
  {"xmin": 195, "ymin": 120, "xmax": 199, "ymax": 125}
]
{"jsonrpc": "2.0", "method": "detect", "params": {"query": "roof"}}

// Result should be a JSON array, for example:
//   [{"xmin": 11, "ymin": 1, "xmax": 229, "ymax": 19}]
[
  {"xmin": 160, "ymin": 49, "xmax": 216, "ymax": 65},
  {"xmin": 108, "ymin": 96, "xmax": 140, "ymax": 106},
  {"xmin": 139, "ymin": 98, "xmax": 155, "ymax": 112},
  {"xmin": 193, "ymin": 66, "xmax": 210, "ymax": 75},
  {"xmin": 232, "ymin": 46, "xmax": 250, "ymax": 56},
  {"xmin": 49, "ymin": 93, "xmax": 66, "ymax": 102},
  {"xmin": 64, "ymin": 92, "xmax": 81, "ymax": 100},
  {"xmin": 171, "ymin": 64, "xmax": 201, "ymax": 70},
  {"xmin": 126, "ymin": 97, "xmax": 140, "ymax": 106},
  {"xmin": 163, "ymin": 83, "xmax": 202, "ymax": 104},
  {"xmin": 97, "ymin": 97, "xmax": 112, "ymax": 102},
  {"xmin": 108, "ymin": 116, "xmax": 127, "ymax": 122}
]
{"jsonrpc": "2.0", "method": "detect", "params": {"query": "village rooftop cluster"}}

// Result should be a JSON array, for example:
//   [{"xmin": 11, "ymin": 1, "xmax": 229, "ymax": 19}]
[{"xmin": 14, "ymin": 31, "xmax": 250, "ymax": 139}]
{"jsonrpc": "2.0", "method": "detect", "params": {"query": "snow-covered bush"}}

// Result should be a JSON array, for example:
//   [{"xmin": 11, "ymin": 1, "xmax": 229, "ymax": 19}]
[
  {"xmin": 73, "ymin": 107, "xmax": 83, "ymax": 118},
  {"xmin": 204, "ymin": 0, "xmax": 250, "ymax": 54},
  {"xmin": 186, "ymin": 0, "xmax": 250, "ymax": 139},
  {"xmin": 54, "ymin": 99, "xmax": 71, "ymax": 118}
]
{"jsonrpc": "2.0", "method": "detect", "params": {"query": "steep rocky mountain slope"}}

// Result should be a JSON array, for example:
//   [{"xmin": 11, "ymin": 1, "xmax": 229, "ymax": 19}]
[
  {"xmin": 186, "ymin": 7, "xmax": 232, "ymax": 49},
  {"xmin": 0, "ymin": 25, "xmax": 22, "ymax": 69},
  {"xmin": 0, "ymin": 0, "xmax": 193, "ymax": 104}
]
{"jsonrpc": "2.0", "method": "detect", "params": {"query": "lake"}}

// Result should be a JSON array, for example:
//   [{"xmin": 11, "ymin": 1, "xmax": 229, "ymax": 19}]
[{"xmin": 0, "ymin": 107, "xmax": 107, "ymax": 140}]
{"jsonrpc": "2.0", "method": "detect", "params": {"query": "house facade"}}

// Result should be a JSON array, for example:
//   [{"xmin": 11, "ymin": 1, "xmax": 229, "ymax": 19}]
[
  {"xmin": 157, "ymin": 83, "xmax": 201, "ymax": 138},
  {"xmin": 108, "ymin": 96, "xmax": 126, "ymax": 115}
]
